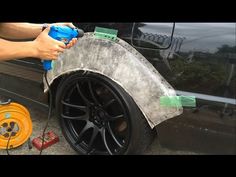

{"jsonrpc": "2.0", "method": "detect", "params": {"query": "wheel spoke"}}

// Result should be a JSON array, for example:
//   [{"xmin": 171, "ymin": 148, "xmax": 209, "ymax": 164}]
[
  {"xmin": 61, "ymin": 113, "xmax": 89, "ymax": 121},
  {"xmin": 101, "ymin": 128, "xmax": 113, "ymax": 155},
  {"xmin": 87, "ymin": 126, "xmax": 99, "ymax": 152},
  {"xmin": 88, "ymin": 80, "xmax": 101, "ymax": 105},
  {"xmin": 106, "ymin": 123, "xmax": 123, "ymax": 148},
  {"xmin": 61, "ymin": 100, "xmax": 87, "ymax": 112},
  {"xmin": 87, "ymin": 148, "xmax": 96, "ymax": 155},
  {"xmin": 108, "ymin": 114, "xmax": 124, "ymax": 121},
  {"xmin": 102, "ymin": 99, "xmax": 116, "ymax": 109},
  {"xmin": 61, "ymin": 76, "xmax": 131, "ymax": 155},
  {"xmin": 75, "ymin": 122, "xmax": 92, "ymax": 144},
  {"xmin": 76, "ymin": 83, "xmax": 91, "ymax": 106}
]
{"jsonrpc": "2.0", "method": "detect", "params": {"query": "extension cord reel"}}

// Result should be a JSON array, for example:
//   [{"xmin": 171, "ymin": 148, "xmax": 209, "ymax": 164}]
[{"xmin": 0, "ymin": 102, "xmax": 32, "ymax": 149}]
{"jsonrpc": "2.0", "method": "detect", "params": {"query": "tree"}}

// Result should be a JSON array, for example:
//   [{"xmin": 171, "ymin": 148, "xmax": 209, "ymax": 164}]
[{"xmin": 216, "ymin": 44, "xmax": 236, "ymax": 54}]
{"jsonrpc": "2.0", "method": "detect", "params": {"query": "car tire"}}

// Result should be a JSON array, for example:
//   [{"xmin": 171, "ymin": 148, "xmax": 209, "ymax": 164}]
[{"xmin": 55, "ymin": 71, "xmax": 155, "ymax": 155}]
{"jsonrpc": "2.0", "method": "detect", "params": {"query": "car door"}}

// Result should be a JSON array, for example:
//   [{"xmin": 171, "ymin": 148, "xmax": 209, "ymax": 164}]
[
  {"xmin": 165, "ymin": 23, "xmax": 235, "ymax": 119},
  {"xmin": 132, "ymin": 23, "xmax": 235, "ymax": 117},
  {"xmin": 130, "ymin": 22, "xmax": 236, "ymax": 153}
]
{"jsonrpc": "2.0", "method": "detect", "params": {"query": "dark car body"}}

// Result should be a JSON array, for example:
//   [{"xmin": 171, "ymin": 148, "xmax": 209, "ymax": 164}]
[{"xmin": 0, "ymin": 23, "xmax": 235, "ymax": 154}]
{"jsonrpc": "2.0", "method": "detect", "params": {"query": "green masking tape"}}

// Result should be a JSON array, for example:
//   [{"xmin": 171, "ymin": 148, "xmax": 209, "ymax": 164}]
[
  {"xmin": 94, "ymin": 27, "xmax": 118, "ymax": 41},
  {"xmin": 160, "ymin": 96, "xmax": 196, "ymax": 107}
]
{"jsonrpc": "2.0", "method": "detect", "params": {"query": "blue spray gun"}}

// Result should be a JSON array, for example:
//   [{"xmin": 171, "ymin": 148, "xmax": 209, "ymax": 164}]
[{"xmin": 43, "ymin": 26, "xmax": 84, "ymax": 71}]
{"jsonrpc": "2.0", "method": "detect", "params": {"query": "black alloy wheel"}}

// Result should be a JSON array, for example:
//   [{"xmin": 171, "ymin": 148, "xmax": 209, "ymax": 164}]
[{"xmin": 55, "ymin": 71, "xmax": 155, "ymax": 155}]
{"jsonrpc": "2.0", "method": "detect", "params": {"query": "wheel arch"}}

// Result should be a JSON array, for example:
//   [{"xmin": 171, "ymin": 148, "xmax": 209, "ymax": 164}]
[{"xmin": 44, "ymin": 33, "xmax": 183, "ymax": 128}]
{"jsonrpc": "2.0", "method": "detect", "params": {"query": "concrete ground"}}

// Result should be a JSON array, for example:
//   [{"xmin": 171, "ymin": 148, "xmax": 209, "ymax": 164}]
[{"xmin": 0, "ymin": 100, "xmax": 199, "ymax": 155}]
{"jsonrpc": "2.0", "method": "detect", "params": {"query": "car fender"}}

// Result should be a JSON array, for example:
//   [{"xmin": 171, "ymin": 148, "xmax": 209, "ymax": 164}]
[{"xmin": 44, "ymin": 33, "xmax": 183, "ymax": 128}]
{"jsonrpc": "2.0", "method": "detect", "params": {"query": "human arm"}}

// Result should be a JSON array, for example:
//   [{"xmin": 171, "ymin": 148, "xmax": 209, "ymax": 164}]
[
  {"xmin": 0, "ymin": 22, "xmax": 76, "ymax": 42},
  {"xmin": 0, "ymin": 27, "xmax": 66, "ymax": 61},
  {"xmin": 0, "ymin": 23, "xmax": 43, "ymax": 40}
]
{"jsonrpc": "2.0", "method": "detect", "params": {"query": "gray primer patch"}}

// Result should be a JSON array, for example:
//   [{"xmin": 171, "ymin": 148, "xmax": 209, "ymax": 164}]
[{"xmin": 44, "ymin": 33, "xmax": 183, "ymax": 128}]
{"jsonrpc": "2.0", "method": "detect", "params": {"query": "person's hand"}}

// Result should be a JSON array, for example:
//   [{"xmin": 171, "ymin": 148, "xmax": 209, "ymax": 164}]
[
  {"xmin": 50, "ymin": 22, "xmax": 78, "ymax": 49},
  {"xmin": 32, "ymin": 26, "xmax": 66, "ymax": 60},
  {"xmin": 66, "ymin": 38, "xmax": 77, "ymax": 49}
]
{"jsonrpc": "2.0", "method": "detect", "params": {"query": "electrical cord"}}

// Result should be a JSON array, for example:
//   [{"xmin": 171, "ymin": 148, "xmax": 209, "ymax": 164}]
[
  {"xmin": 5, "ymin": 71, "xmax": 52, "ymax": 155},
  {"xmin": 6, "ymin": 132, "xmax": 13, "ymax": 155},
  {"xmin": 39, "ymin": 71, "xmax": 53, "ymax": 155},
  {"xmin": 0, "ymin": 99, "xmax": 12, "ymax": 155}
]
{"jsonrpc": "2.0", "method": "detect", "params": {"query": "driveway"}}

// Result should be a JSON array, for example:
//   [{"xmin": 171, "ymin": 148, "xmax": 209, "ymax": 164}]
[{"xmin": 0, "ymin": 97, "xmax": 198, "ymax": 155}]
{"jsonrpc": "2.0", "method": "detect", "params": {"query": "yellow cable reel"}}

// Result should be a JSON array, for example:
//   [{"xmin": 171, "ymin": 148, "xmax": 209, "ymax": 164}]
[{"xmin": 0, "ymin": 102, "xmax": 32, "ymax": 149}]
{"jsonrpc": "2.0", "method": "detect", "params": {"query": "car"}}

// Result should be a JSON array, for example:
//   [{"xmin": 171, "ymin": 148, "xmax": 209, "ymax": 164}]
[{"xmin": 0, "ymin": 23, "xmax": 235, "ymax": 154}]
